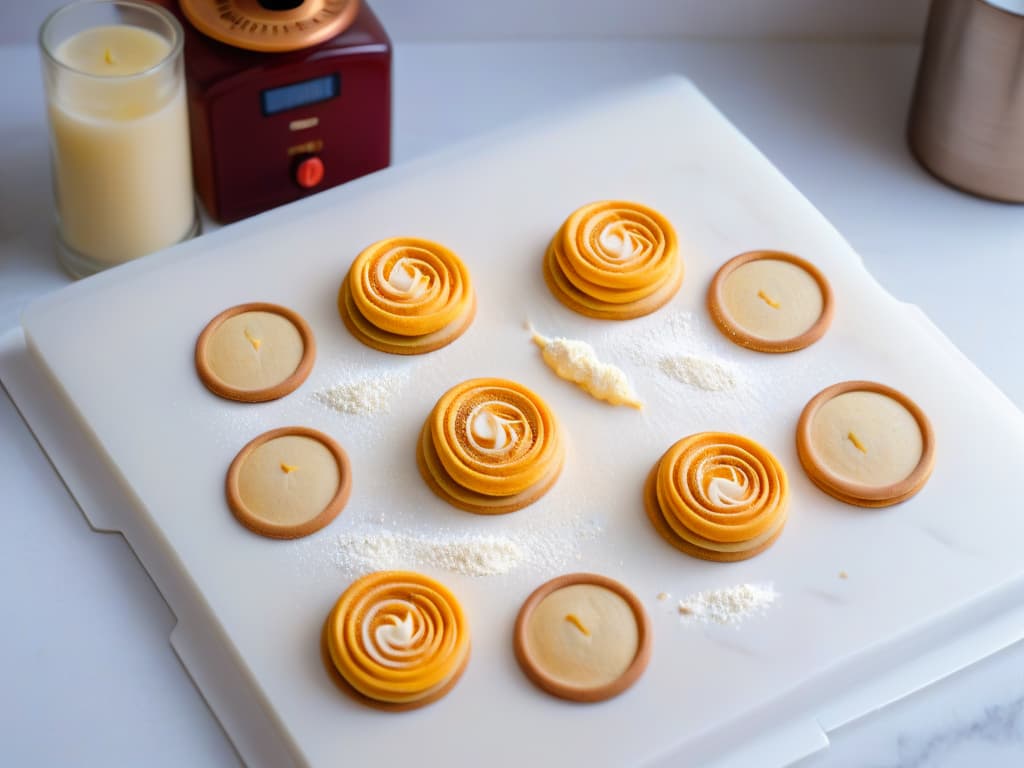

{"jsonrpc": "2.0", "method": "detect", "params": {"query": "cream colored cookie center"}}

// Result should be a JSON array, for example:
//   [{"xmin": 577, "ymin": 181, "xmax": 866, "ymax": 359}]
[
  {"xmin": 810, "ymin": 391, "xmax": 923, "ymax": 487},
  {"xmin": 205, "ymin": 311, "xmax": 304, "ymax": 391},
  {"xmin": 237, "ymin": 435, "xmax": 340, "ymax": 526},
  {"xmin": 721, "ymin": 260, "xmax": 823, "ymax": 341},
  {"xmin": 525, "ymin": 584, "xmax": 639, "ymax": 689}
]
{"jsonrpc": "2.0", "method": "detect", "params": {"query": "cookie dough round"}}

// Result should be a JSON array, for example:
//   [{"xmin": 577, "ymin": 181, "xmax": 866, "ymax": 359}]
[
  {"xmin": 797, "ymin": 381, "xmax": 935, "ymax": 507},
  {"xmin": 322, "ymin": 571, "xmax": 471, "ymax": 711},
  {"xmin": 338, "ymin": 237, "xmax": 476, "ymax": 355},
  {"xmin": 195, "ymin": 302, "xmax": 315, "ymax": 402},
  {"xmin": 226, "ymin": 426, "xmax": 351, "ymax": 539},
  {"xmin": 708, "ymin": 250, "xmax": 834, "ymax": 352},
  {"xmin": 544, "ymin": 200, "xmax": 683, "ymax": 320},
  {"xmin": 644, "ymin": 432, "xmax": 789, "ymax": 562},
  {"xmin": 515, "ymin": 573, "xmax": 651, "ymax": 702},
  {"xmin": 417, "ymin": 378, "xmax": 565, "ymax": 514}
]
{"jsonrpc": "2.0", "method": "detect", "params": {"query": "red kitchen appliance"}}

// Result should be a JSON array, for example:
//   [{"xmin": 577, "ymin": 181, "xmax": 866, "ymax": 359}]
[{"xmin": 157, "ymin": 0, "xmax": 391, "ymax": 223}]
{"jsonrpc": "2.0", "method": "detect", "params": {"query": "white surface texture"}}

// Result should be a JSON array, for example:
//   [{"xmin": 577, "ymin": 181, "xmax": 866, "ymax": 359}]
[{"xmin": 3, "ymin": 36, "xmax": 1024, "ymax": 768}]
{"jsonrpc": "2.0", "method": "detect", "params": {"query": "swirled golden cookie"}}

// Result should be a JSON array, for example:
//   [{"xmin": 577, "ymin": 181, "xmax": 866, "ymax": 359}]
[
  {"xmin": 338, "ymin": 237, "xmax": 476, "ymax": 355},
  {"xmin": 417, "ymin": 378, "xmax": 565, "ymax": 514},
  {"xmin": 644, "ymin": 432, "xmax": 788, "ymax": 562},
  {"xmin": 544, "ymin": 200, "xmax": 682, "ymax": 320},
  {"xmin": 707, "ymin": 250, "xmax": 834, "ymax": 353},
  {"xmin": 514, "ymin": 573, "xmax": 652, "ymax": 703},
  {"xmin": 226, "ymin": 426, "xmax": 351, "ymax": 539},
  {"xmin": 195, "ymin": 302, "xmax": 316, "ymax": 402},
  {"xmin": 796, "ymin": 381, "xmax": 935, "ymax": 507},
  {"xmin": 322, "ymin": 571, "xmax": 470, "ymax": 710}
]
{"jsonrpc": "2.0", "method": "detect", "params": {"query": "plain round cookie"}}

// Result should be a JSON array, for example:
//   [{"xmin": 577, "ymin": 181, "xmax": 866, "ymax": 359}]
[
  {"xmin": 514, "ymin": 573, "xmax": 652, "ymax": 702},
  {"xmin": 338, "ymin": 237, "xmax": 476, "ymax": 355},
  {"xmin": 796, "ymin": 380, "xmax": 935, "ymax": 507},
  {"xmin": 707, "ymin": 250, "xmax": 834, "ymax": 353},
  {"xmin": 226, "ymin": 426, "xmax": 351, "ymax": 539},
  {"xmin": 195, "ymin": 302, "xmax": 315, "ymax": 402}
]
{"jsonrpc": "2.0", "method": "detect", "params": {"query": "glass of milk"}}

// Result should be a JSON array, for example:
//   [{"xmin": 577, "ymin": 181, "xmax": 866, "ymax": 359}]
[{"xmin": 39, "ymin": 1, "xmax": 199, "ymax": 278}]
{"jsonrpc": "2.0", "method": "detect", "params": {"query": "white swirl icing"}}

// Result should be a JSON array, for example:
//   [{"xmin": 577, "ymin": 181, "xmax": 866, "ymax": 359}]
[
  {"xmin": 703, "ymin": 465, "xmax": 750, "ymax": 507},
  {"xmin": 362, "ymin": 601, "xmax": 428, "ymax": 668},
  {"xmin": 599, "ymin": 224, "xmax": 638, "ymax": 260},
  {"xmin": 466, "ymin": 402, "xmax": 523, "ymax": 455},
  {"xmin": 376, "ymin": 251, "xmax": 429, "ymax": 300}
]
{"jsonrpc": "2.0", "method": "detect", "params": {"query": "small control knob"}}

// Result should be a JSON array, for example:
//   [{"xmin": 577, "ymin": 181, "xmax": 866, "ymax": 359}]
[{"xmin": 294, "ymin": 155, "xmax": 324, "ymax": 189}]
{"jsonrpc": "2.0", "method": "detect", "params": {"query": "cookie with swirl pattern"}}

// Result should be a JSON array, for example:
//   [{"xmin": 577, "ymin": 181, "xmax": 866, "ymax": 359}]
[
  {"xmin": 644, "ymin": 432, "xmax": 789, "ymax": 562},
  {"xmin": 322, "ymin": 571, "xmax": 471, "ymax": 710},
  {"xmin": 417, "ymin": 378, "xmax": 565, "ymax": 514},
  {"xmin": 339, "ymin": 237, "xmax": 476, "ymax": 355},
  {"xmin": 544, "ymin": 200, "xmax": 683, "ymax": 320}
]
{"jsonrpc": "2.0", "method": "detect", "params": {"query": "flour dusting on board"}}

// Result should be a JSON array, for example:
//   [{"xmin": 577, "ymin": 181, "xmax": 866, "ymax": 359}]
[
  {"xmin": 314, "ymin": 371, "xmax": 406, "ymax": 415},
  {"xmin": 658, "ymin": 354, "xmax": 737, "ymax": 391},
  {"xmin": 614, "ymin": 310, "xmax": 746, "ymax": 395},
  {"xmin": 297, "ymin": 516, "xmax": 603, "ymax": 578},
  {"xmin": 676, "ymin": 583, "xmax": 778, "ymax": 626}
]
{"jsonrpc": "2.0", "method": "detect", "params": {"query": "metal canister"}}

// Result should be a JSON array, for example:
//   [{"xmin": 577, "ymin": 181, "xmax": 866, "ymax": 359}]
[{"xmin": 908, "ymin": 0, "xmax": 1024, "ymax": 202}]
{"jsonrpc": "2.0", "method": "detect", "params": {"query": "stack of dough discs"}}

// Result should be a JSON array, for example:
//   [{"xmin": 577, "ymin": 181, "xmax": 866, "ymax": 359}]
[
  {"xmin": 338, "ymin": 237, "xmax": 476, "ymax": 354},
  {"xmin": 644, "ymin": 432, "xmax": 788, "ymax": 561},
  {"xmin": 322, "ymin": 571, "xmax": 470, "ymax": 710},
  {"xmin": 796, "ymin": 380, "xmax": 935, "ymax": 507},
  {"xmin": 417, "ymin": 378, "xmax": 565, "ymax": 514},
  {"xmin": 544, "ymin": 200, "xmax": 682, "ymax": 320}
]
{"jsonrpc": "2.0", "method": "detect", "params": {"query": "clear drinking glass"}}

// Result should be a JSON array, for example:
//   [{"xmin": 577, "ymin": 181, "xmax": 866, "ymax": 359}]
[{"xmin": 39, "ymin": 0, "xmax": 199, "ymax": 278}]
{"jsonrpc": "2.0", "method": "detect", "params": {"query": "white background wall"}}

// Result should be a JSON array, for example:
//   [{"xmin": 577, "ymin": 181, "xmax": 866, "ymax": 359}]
[{"xmin": 2, "ymin": 0, "xmax": 931, "ymax": 45}]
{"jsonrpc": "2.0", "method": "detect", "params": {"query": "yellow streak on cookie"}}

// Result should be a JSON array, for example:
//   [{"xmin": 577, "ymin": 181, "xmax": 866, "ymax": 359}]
[
  {"xmin": 280, "ymin": 462, "xmax": 298, "ymax": 474},
  {"xmin": 104, "ymin": 48, "xmax": 115, "ymax": 65},
  {"xmin": 757, "ymin": 289, "xmax": 781, "ymax": 309},
  {"xmin": 564, "ymin": 613, "xmax": 590, "ymax": 636},
  {"xmin": 244, "ymin": 328, "xmax": 262, "ymax": 351},
  {"xmin": 847, "ymin": 431, "xmax": 867, "ymax": 454}
]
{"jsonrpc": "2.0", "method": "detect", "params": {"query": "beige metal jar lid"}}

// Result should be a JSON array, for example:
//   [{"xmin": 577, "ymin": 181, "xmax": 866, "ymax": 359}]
[{"xmin": 180, "ymin": 0, "xmax": 360, "ymax": 53}]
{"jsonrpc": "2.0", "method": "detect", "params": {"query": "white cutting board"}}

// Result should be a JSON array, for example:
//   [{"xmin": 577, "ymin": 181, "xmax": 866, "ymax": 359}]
[{"xmin": 12, "ymin": 76, "xmax": 1024, "ymax": 767}]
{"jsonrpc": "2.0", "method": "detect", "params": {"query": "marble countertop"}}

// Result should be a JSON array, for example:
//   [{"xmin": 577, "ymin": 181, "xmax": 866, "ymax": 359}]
[{"xmin": 2, "ymin": 40, "xmax": 1023, "ymax": 767}]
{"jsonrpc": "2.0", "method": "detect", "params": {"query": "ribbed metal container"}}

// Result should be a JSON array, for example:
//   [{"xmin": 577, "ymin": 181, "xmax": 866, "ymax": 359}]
[{"xmin": 908, "ymin": 0, "xmax": 1024, "ymax": 202}]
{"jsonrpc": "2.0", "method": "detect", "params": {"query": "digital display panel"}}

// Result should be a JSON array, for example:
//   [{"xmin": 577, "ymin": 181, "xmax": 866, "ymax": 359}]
[{"xmin": 261, "ymin": 74, "xmax": 340, "ymax": 116}]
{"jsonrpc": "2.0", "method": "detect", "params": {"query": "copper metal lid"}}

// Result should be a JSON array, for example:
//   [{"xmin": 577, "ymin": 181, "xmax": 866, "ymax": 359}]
[{"xmin": 180, "ymin": 0, "xmax": 360, "ymax": 53}]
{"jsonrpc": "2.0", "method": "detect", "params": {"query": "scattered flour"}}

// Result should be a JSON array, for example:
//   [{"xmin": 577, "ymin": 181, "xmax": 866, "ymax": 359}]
[
  {"xmin": 676, "ymin": 583, "xmax": 778, "ymax": 626},
  {"xmin": 615, "ymin": 310, "xmax": 745, "ymax": 394},
  {"xmin": 658, "ymin": 354, "xmax": 737, "ymax": 391},
  {"xmin": 327, "ymin": 518, "xmax": 603, "ymax": 577},
  {"xmin": 314, "ymin": 372, "xmax": 405, "ymax": 415}
]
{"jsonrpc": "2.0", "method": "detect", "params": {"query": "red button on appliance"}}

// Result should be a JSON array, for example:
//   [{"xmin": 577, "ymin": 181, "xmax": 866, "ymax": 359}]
[{"xmin": 295, "ymin": 156, "xmax": 325, "ymax": 189}]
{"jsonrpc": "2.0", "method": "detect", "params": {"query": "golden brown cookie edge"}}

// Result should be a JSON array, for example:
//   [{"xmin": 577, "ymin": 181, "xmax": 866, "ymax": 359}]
[
  {"xmin": 707, "ymin": 250, "xmax": 835, "ymax": 354},
  {"xmin": 195, "ymin": 302, "xmax": 317, "ymax": 402},
  {"xmin": 513, "ymin": 572, "xmax": 652, "ymax": 703},
  {"xmin": 225, "ymin": 426, "xmax": 352, "ymax": 539},
  {"xmin": 795, "ymin": 380, "xmax": 936, "ymax": 507}
]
